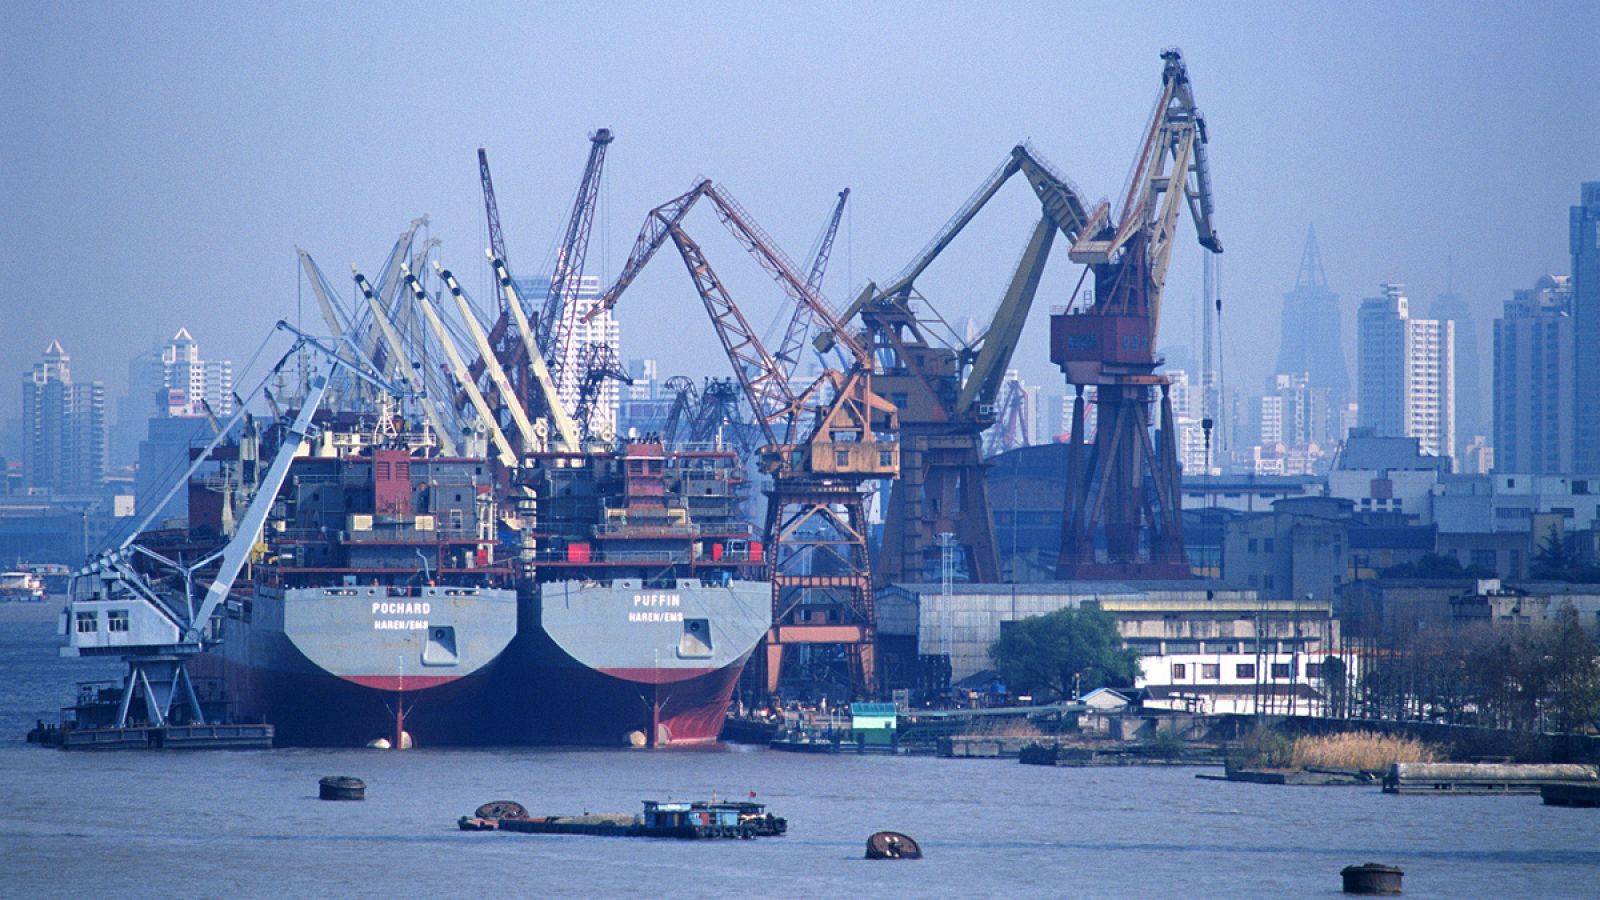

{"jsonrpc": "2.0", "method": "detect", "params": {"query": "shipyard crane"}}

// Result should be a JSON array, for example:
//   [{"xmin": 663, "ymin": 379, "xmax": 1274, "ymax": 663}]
[
  {"xmin": 402, "ymin": 266, "xmax": 520, "ymax": 468},
  {"xmin": 459, "ymin": 133, "xmax": 612, "ymax": 436},
  {"xmin": 688, "ymin": 377, "xmax": 755, "ymax": 456},
  {"xmin": 596, "ymin": 184, "xmax": 897, "ymax": 697},
  {"xmin": 571, "ymin": 341, "xmax": 633, "ymax": 443},
  {"xmin": 1051, "ymin": 48, "xmax": 1221, "ymax": 579},
  {"xmin": 64, "ymin": 323, "xmax": 412, "ymax": 731},
  {"xmin": 826, "ymin": 142, "xmax": 1091, "ymax": 585},
  {"xmin": 479, "ymin": 147, "xmax": 512, "ymax": 291},
  {"xmin": 542, "ymin": 129, "xmax": 614, "ymax": 398},
  {"xmin": 983, "ymin": 377, "xmax": 1031, "ymax": 458},
  {"xmin": 486, "ymin": 253, "xmax": 582, "ymax": 452},
  {"xmin": 768, "ymin": 188, "xmax": 850, "ymax": 380},
  {"xmin": 659, "ymin": 375, "xmax": 699, "ymax": 444},
  {"xmin": 353, "ymin": 270, "xmax": 459, "ymax": 456}
]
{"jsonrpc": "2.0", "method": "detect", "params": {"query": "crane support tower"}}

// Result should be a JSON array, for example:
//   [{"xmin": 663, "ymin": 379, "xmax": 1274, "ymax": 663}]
[
  {"xmin": 824, "ymin": 143, "xmax": 1090, "ymax": 585},
  {"xmin": 1051, "ymin": 48, "xmax": 1221, "ymax": 579}
]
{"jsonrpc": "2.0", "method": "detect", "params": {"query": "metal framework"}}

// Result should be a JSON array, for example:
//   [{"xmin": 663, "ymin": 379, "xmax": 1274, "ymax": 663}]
[
  {"xmin": 829, "ymin": 143, "xmax": 1090, "ymax": 584},
  {"xmin": 1052, "ymin": 48, "xmax": 1221, "ymax": 579}
]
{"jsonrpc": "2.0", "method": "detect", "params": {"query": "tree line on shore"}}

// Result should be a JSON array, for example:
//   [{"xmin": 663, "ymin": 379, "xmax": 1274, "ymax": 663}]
[{"xmin": 1331, "ymin": 605, "xmax": 1600, "ymax": 734}]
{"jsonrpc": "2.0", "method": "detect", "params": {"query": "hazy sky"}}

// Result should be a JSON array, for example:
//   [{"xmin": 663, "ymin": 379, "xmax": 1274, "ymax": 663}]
[{"xmin": 4, "ymin": 2, "xmax": 1596, "ymax": 429}]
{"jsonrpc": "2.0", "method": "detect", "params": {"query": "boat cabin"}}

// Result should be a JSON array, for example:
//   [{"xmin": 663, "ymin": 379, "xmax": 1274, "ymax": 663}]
[{"xmin": 641, "ymin": 800, "xmax": 763, "ymax": 830}]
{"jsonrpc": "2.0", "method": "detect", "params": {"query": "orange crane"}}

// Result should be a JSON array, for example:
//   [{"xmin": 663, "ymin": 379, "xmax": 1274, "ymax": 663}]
[
  {"xmin": 592, "ymin": 182, "xmax": 898, "ymax": 697},
  {"xmin": 1052, "ymin": 48, "xmax": 1221, "ymax": 579}
]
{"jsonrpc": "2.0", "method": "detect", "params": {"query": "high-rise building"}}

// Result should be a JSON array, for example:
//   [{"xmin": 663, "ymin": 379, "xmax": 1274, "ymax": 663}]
[
  {"xmin": 1166, "ymin": 369, "xmax": 1225, "ymax": 475},
  {"xmin": 1276, "ymin": 227, "xmax": 1351, "ymax": 410},
  {"xmin": 21, "ymin": 340, "xmax": 106, "ymax": 493},
  {"xmin": 1494, "ymin": 275, "xmax": 1574, "ymax": 474},
  {"xmin": 1429, "ymin": 288, "xmax": 1483, "ymax": 447},
  {"xmin": 625, "ymin": 357, "xmax": 658, "ymax": 401},
  {"xmin": 113, "ymin": 328, "xmax": 234, "ymax": 465},
  {"xmin": 1572, "ymin": 183, "xmax": 1600, "ymax": 473},
  {"xmin": 1358, "ymin": 284, "xmax": 1455, "ymax": 464},
  {"xmin": 515, "ymin": 275, "xmax": 621, "ymax": 435}
]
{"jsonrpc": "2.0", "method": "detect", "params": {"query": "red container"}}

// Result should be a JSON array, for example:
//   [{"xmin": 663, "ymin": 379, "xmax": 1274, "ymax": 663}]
[
  {"xmin": 566, "ymin": 543, "xmax": 592, "ymax": 563},
  {"xmin": 711, "ymin": 543, "xmax": 724, "ymax": 561},
  {"xmin": 750, "ymin": 541, "xmax": 764, "ymax": 562}
]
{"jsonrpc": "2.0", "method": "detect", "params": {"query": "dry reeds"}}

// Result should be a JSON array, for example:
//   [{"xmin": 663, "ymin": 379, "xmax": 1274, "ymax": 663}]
[{"xmin": 1290, "ymin": 731, "xmax": 1437, "ymax": 771}]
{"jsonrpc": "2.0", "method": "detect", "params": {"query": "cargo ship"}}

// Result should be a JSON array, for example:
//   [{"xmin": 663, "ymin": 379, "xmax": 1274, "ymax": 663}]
[
  {"xmin": 497, "ymin": 439, "xmax": 770, "ymax": 746},
  {"xmin": 65, "ymin": 403, "xmax": 518, "ymax": 748},
  {"xmin": 194, "ymin": 420, "xmax": 518, "ymax": 746}
]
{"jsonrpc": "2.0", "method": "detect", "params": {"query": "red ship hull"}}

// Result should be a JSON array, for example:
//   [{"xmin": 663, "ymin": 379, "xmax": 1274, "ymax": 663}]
[
  {"xmin": 491, "ymin": 609, "xmax": 751, "ymax": 746},
  {"xmin": 192, "ymin": 648, "xmax": 501, "ymax": 748}
]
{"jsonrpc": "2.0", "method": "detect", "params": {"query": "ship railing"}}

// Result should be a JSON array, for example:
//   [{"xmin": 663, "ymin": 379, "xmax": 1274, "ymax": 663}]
[
  {"xmin": 592, "ymin": 523, "xmax": 700, "ymax": 537},
  {"xmin": 531, "ymin": 548, "xmax": 763, "ymax": 565},
  {"xmin": 273, "ymin": 526, "xmax": 480, "ymax": 543}
]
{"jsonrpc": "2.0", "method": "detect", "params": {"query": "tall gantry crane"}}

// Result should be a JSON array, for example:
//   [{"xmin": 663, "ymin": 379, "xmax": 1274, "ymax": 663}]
[
  {"xmin": 479, "ymin": 148, "xmax": 512, "ymax": 291},
  {"xmin": 1052, "ymin": 48, "xmax": 1221, "ymax": 579},
  {"xmin": 543, "ymin": 129, "xmax": 614, "ymax": 408},
  {"xmin": 821, "ymin": 143, "xmax": 1091, "ymax": 585},
  {"xmin": 592, "ymin": 182, "xmax": 898, "ymax": 697}
]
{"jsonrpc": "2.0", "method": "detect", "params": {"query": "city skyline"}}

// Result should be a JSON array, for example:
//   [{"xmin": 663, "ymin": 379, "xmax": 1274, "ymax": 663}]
[{"xmin": 3, "ymin": 4, "xmax": 1595, "ymax": 431}]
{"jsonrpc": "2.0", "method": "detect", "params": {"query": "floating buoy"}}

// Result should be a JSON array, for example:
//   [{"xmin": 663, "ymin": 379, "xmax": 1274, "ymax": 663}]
[
  {"xmin": 865, "ymin": 831, "xmax": 922, "ymax": 860},
  {"xmin": 475, "ymin": 800, "xmax": 529, "ymax": 820},
  {"xmin": 366, "ymin": 731, "xmax": 412, "ymax": 750},
  {"xmin": 1341, "ymin": 862, "xmax": 1403, "ymax": 895},
  {"xmin": 319, "ymin": 776, "xmax": 366, "ymax": 801}
]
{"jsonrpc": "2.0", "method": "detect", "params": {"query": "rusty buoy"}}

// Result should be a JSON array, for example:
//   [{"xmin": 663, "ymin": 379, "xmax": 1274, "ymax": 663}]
[
  {"xmin": 318, "ymin": 776, "xmax": 366, "ymax": 801},
  {"xmin": 1341, "ymin": 862, "xmax": 1403, "ymax": 895},
  {"xmin": 865, "ymin": 831, "xmax": 922, "ymax": 860},
  {"xmin": 474, "ymin": 800, "xmax": 529, "ymax": 820}
]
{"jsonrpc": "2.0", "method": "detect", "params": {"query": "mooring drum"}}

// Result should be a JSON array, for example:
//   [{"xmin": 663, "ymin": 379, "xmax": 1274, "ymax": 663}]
[
  {"xmin": 475, "ymin": 800, "xmax": 529, "ymax": 820},
  {"xmin": 865, "ymin": 830, "xmax": 923, "ymax": 859}
]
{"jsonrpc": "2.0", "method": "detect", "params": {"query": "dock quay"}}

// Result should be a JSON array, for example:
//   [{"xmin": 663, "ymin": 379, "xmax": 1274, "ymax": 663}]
[
  {"xmin": 1017, "ymin": 741, "xmax": 1226, "ymax": 767},
  {"xmin": 1198, "ymin": 767, "xmax": 1377, "ymax": 786},
  {"xmin": 1541, "ymin": 783, "xmax": 1600, "ymax": 807},
  {"xmin": 29, "ymin": 722, "xmax": 273, "ymax": 750},
  {"xmin": 1383, "ymin": 762, "xmax": 1599, "ymax": 795}
]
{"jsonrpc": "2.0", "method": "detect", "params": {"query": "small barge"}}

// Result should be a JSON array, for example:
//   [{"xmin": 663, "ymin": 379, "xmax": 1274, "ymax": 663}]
[{"xmin": 460, "ymin": 799, "xmax": 786, "ymax": 840}]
